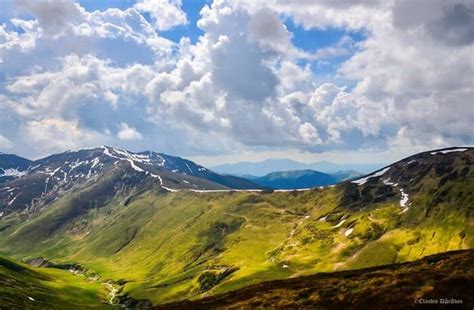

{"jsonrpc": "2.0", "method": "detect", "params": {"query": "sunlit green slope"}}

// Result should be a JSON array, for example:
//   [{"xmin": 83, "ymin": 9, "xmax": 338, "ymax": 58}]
[{"xmin": 0, "ymin": 256, "xmax": 109, "ymax": 309}]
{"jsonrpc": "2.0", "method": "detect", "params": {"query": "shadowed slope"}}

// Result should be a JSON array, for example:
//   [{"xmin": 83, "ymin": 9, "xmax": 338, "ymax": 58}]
[{"xmin": 154, "ymin": 250, "xmax": 474, "ymax": 309}]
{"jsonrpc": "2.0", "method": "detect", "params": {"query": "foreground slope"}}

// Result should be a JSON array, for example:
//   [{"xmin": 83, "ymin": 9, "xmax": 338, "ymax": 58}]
[
  {"xmin": 0, "ymin": 147, "xmax": 472, "ymax": 305},
  {"xmin": 0, "ymin": 256, "xmax": 108, "ymax": 309},
  {"xmin": 155, "ymin": 250, "xmax": 474, "ymax": 309}
]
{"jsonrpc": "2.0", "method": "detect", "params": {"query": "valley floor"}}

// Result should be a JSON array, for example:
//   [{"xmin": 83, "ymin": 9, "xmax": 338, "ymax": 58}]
[{"xmin": 0, "ymin": 256, "xmax": 110, "ymax": 309}]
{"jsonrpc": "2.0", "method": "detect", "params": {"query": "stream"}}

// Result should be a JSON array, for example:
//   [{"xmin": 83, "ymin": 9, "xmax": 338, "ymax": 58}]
[
  {"xmin": 68, "ymin": 267, "xmax": 123, "ymax": 307},
  {"xmin": 26, "ymin": 257, "xmax": 148, "ymax": 308},
  {"xmin": 102, "ymin": 281, "xmax": 120, "ymax": 306}
]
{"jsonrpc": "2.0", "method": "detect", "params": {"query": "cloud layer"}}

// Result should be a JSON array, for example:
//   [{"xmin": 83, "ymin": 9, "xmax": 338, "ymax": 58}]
[{"xmin": 0, "ymin": 0, "xmax": 472, "ymax": 159}]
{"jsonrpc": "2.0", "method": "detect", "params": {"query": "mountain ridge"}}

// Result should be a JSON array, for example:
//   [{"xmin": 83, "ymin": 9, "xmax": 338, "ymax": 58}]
[
  {"xmin": 248, "ymin": 169, "xmax": 340, "ymax": 190},
  {"xmin": 211, "ymin": 158, "xmax": 384, "ymax": 176},
  {"xmin": 0, "ymin": 146, "xmax": 262, "ymax": 217}
]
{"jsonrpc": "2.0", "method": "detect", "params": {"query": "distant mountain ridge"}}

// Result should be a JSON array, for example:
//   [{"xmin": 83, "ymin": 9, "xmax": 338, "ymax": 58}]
[
  {"xmin": 246, "ymin": 169, "xmax": 361, "ymax": 189},
  {"xmin": 211, "ymin": 158, "xmax": 383, "ymax": 176}
]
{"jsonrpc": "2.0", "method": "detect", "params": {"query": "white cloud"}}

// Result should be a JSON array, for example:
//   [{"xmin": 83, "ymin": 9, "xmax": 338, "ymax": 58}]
[
  {"xmin": 15, "ymin": 0, "xmax": 85, "ymax": 36},
  {"xmin": 22, "ymin": 119, "xmax": 106, "ymax": 155},
  {"xmin": 134, "ymin": 0, "xmax": 187, "ymax": 31},
  {"xmin": 247, "ymin": 8, "xmax": 292, "ymax": 53},
  {"xmin": 299, "ymin": 123, "xmax": 322, "ymax": 145},
  {"xmin": 117, "ymin": 122, "xmax": 143, "ymax": 140},
  {"xmin": 0, "ymin": 0, "xmax": 472, "ymax": 160},
  {"xmin": 0, "ymin": 135, "xmax": 13, "ymax": 150}
]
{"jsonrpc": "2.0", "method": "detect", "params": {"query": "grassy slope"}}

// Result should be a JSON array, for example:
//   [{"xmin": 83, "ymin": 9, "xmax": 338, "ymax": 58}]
[
  {"xmin": 153, "ymin": 249, "xmax": 474, "ymax": 309},
  {"xmin": 0, "ymin": 150, "xmax": 472, "ymax": 304},
  {"xmin": 1, "ymin": 187, "xmax": 472, "ymax": 304},
  {"xmin": 0, "ymin": 256, "xmax": 109, "ymax": 309}
]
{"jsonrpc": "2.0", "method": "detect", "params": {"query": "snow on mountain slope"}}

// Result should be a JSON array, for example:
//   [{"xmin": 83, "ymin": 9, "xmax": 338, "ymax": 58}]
[
  {"xmin": 341, "ymin": 146, "xmax": 473, "ymax": 210},
  {"xmin": 0, "ymin": 153, "xmax": 32, "ymax": 184},
  {"xmin": 0, "ymin": 146, "xmax": 261, "ymax": 216}
]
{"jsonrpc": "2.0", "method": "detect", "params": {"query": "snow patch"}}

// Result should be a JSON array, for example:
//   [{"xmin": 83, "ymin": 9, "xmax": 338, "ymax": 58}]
[
  {"xmin": 102, "ymin": 146, "xmax": 145, "ymax": 173},
  {"xmin": 189, "ymin": 189, "xmax": 263, "ymax": 193},
  {"xmin": 430, "ymin": 148, "xmax": 468, "ymax": 155},
  {"xmin": 382, "ymin": 178, "xmax": 398, "ymax": 187},
  {"xmin": 185, "ymin": 163, "xmax": 194, "ymax": 174},
  {"xmin": 162, "ymin": 186, "xmax": 179, "ymax": 192},
  {"xmin": 399, "ymin": 188, "xmax": 409, "ymax": 207},
  {"xmin": 0, "ymin": 168, "xmax": 27, "ymax": 177},
  {"xmin": 344, "ymin": 228, "xmax": 354, "ymax": 237},
  {"xmin": 69, "ymin": 159, "xmax": 87, "ymax": 171},
  {"xmin": 332, "ymin": 219, "xmax": 346, "ymax": 228},
  {"xmin": 351, "ymin": 167, "xmax": 391, "ymax": 185},
  {"xmin": 90, "ymin": 157, "xmax": 100, "ymax": 169},
  {"xmin": 274, "ymin": 188, "xmax": 312, "ymax": 192},
  {"xmin": 7, "ymin": 194, "xmax": 19, "ymax": 206}
]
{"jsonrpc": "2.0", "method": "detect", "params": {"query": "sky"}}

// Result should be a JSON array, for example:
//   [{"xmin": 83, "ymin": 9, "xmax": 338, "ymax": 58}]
[{"xmin": 0, "ymin": 0, "xmax": 473, "ymax": 166}]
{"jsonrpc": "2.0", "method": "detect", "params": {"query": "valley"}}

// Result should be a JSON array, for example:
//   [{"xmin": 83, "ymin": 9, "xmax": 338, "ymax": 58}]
[{"xmin": 0, "ymin": 147, "xmax": 473, "ymax": 308}]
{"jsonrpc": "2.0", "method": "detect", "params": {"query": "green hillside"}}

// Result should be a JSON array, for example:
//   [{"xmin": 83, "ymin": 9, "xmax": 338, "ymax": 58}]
[
  {"xmin": 0, "ymin": 256, "xmax": 109, "ymax": 309},
  {"xmin": 0, "ymin": 148, "xmax": 472, "ymax": 306},
  {"xmin": 154, "ymin": 249, "xmax": 474, "ymax": 309}
]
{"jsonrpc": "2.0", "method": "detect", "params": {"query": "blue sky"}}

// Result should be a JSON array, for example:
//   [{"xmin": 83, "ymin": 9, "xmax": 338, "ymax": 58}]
[{"xmin": 0, "ymin": 0, "xmax": 472, "ymax": 165}]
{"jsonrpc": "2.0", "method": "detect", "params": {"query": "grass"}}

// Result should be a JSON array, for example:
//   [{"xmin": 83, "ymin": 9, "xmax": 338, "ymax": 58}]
[
  {"xmin": 153, "ymin": 250, "xmax": 474, "ymax": 309},
  {"xmin": 0, "ymin": 150, "xmax": 472, "ymax": 305},
  {"xmin": 0, "ymin": 256, "xmax": 110, "ymax": 309}
]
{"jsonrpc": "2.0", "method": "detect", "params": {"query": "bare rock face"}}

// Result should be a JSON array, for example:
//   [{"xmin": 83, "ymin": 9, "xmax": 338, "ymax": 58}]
[{"xmin": 25, "ymin": 257, "xmax": 51, "ymax": 268}]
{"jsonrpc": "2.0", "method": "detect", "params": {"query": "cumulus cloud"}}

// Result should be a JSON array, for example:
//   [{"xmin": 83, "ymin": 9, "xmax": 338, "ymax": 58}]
[
  {"xmin": 23, "ymin": 118, "xmax": 106, "ymax": 154},
  {"xmin": 117, "ymin": 123, "xmax": 143, "ymax": 140},
  {"xmin": 15, "ymin": 0, "xmax": 84, "ymax": 36},
  {"xmin": 299, "ymin": 123, "xmax": 322, "ymax": 145},
  {"xmin": 392, "ymin": 0, "xmax": 474, "ymax": 46},
  {"xmin": 0, "ymin": 135, "xmax": 13, "ymax": 150},
  {"xmin": 134, "ymin": 0, "xmax": 187, "ymax": 31},
  {"xmin": 0, "ymin": 0, "xmax": 472, "ymax": 159},
  {"xmin": 247, "ymin": 8, "xmax": 292, "ymax": 53}
]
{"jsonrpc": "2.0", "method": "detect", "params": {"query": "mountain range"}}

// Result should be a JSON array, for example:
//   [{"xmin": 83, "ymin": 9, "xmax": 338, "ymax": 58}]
[
  {"xmin": 211, "ymin": 158, "xmax": 384, "ymax": 176},
  {"xmin": 0, "ymin": 146, "xmax": 262, "ymax": 217},
  {"xmin": 246, "ymin": 169, "xmax": 361, "ymax": 190},
  {"xmin": 0, "ymin": 146, "xmax": 472, "ymax": 308}
]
